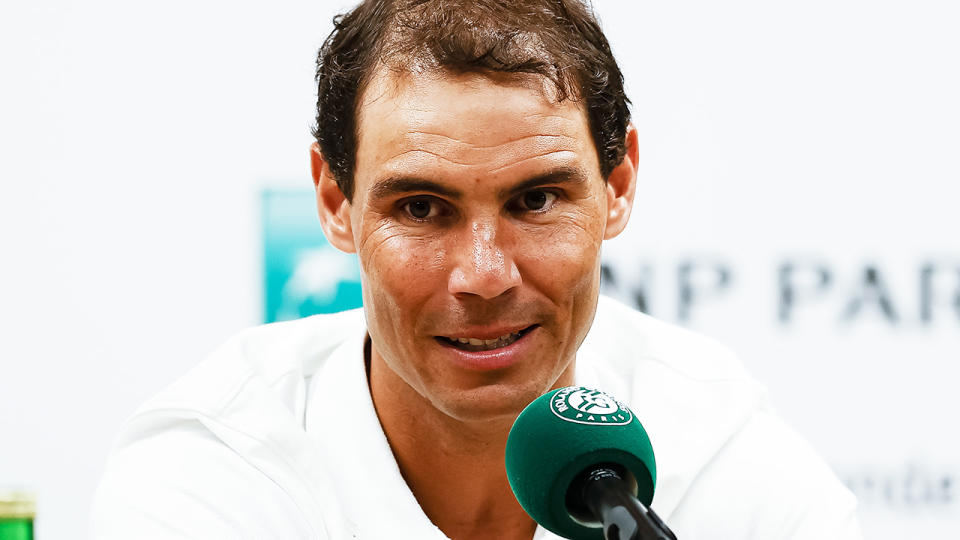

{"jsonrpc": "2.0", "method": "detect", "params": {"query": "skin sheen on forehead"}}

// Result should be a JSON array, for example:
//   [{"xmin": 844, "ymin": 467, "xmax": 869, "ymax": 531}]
[{"xmin": 353, "ymin": 69, "xmax": 601, "ymax": 191}]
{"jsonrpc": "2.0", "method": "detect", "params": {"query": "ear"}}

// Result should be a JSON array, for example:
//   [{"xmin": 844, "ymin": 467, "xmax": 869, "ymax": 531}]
[
  {"xmin": 311, "ymin": 142, "xmax": 357, "ymax": 253},
  {"xmin": 603, "ymin": 123, "xmax": 639, "ymax": 240}
]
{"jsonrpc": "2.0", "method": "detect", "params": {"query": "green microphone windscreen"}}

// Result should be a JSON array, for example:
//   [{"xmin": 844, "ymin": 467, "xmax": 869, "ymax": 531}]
[{"xmin": 505, "ymin": 386, "xmax": 656, "ymax": 540}]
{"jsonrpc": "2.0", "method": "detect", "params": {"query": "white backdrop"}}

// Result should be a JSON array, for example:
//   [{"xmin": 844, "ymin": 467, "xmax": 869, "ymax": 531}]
[{"xmin": 1, "ymin": 0, "xmax": 958, "ymax": 538}]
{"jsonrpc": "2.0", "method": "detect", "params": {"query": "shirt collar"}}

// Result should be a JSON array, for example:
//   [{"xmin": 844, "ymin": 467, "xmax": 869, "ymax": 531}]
[{"xmin": 305, "ymin": 323, "xmax": 573, "ymax": 539}]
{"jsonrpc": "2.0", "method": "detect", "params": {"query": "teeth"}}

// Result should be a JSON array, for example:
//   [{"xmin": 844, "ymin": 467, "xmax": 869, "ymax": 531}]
[{"xmin": 446, "ymin": 330, "xmax": 525, "ymax": 351}]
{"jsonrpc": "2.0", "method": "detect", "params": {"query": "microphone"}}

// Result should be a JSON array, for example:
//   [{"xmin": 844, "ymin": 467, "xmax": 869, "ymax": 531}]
[{"xmin": 505, "ymin": 386, "xmax": 677, "ymax": 540}]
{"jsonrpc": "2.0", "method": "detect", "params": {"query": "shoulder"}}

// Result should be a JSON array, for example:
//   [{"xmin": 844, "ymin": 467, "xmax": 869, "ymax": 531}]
[
  {"xmin": 90, "ymin": 417, "xmax": 320, "ymax": 539},
  {"xmin": 133, "ymin": 308, "xmax": 366, "ymax": 420},
  {"xmin": 669, "ymin": 410, "xmax": 861, "ymax": 539},
  {"xmin": 91, "ymin": 309, "xmax": 366, "ymax": 539},
  {"xmin": 584, "ymin": 297, "xmax": 861, "ymax": 538},
  {"xmin": 583, "ymin": 297, "xmax": 768, "ymax": 508}
]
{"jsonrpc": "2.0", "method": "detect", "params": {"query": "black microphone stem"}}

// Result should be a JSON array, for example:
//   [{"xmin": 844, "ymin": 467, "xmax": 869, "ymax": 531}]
[{"xmin": 581, "ymin": 468, "xmax": 678, "ymax": 540}]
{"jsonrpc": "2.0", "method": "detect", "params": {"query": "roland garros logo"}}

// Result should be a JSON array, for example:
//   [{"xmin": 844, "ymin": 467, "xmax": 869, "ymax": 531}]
[{"xmin": 550, "ymin": 386, "xmax": 633, "ymax": 426}]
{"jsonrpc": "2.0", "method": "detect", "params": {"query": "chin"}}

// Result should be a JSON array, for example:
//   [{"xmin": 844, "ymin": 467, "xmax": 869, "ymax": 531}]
[{"xmin": 429, "ymin": 379, "xmax": 556, "ymax": 424}]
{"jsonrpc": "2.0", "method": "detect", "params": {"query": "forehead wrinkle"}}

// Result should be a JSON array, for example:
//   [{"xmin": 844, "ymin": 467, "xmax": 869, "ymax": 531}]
[
  {"xmin": 361, "ymin": 73, "xmax": 585, "ymax": 142},
  {"xmin": 395, "ymin": 128, "xmax": 584, "ymax": 170},
  {"xmin": 487, "ymin": 149, "xmax": 580, "ymax": 175},
  {"xmin": 406, "ymin": 131, "xmax": 577, "ymax": 151},
  {"xmin": 377, "ymin": 130, "xmax": 582, "ymax": 175},
  {"xmin": 355, "ymin": 69, "xmax": 599, "ymax": 189},
  {"xmin": 388, "ymin": 148, "xmax": 475, "ymax": 167}
]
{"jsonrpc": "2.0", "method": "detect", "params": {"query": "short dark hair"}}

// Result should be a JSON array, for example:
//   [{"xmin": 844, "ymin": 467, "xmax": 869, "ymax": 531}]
[{"xmin": 313, "ymin": 0, "xmax": 630, "ymax": 201}]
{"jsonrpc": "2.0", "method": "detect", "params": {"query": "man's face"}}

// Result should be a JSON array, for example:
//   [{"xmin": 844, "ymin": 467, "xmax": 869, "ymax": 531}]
[{"xmin": 319, "ymin": 70, "xmax": 633, "ymax": 422}]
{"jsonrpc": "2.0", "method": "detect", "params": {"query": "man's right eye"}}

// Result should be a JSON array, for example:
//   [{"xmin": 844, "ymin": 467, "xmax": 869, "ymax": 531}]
[{"xmin": 401, "ymin": 198, "xmax": 441, "ymax": 221}]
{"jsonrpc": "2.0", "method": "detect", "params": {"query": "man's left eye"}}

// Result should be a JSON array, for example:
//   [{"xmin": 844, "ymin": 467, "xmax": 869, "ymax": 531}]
[{"xmin": 514, "ymin": 189, "xmax": 558, "ymax": 212}]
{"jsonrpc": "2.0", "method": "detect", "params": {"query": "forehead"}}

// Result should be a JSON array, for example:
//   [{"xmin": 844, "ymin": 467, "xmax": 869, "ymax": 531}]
[{"xmin": 353, "ymin": 68, "xmax": 599, "ymax": 189}]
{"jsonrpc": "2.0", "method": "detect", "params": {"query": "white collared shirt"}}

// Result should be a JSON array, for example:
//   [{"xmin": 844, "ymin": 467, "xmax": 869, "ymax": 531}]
[{"xmin": 91, "ymin": 296, "xmax": 861, "ymax": 539}]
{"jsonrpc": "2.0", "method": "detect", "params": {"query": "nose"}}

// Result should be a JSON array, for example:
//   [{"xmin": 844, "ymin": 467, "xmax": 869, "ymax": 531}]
[{"xmin": 447, "ymin": 220, "xmax": 521, "ymax": 299}]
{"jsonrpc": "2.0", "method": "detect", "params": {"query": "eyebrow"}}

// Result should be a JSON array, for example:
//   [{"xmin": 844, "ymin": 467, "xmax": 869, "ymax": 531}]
[
  {"xmin": 370, "ymin": 177, "xmax": 463, "ymax": 202},
  {"xmin": 369, "ymin": 166, "xmax": 590, "ymax": 202},
  {"xmin": 498, "ymin": 166, "xmax": 590, "ymax": 198}
]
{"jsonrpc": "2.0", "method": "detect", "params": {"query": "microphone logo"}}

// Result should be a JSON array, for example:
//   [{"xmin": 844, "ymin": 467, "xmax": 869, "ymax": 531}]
[{"xmin": 549, "ymin": 386, "xmax": 633, "ymax": 426}]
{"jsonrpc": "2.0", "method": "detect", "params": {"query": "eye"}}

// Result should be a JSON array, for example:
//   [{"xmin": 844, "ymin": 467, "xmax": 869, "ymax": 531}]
[
  {"xmin": 400, "ymin": 197, "xmax": 444, "ymax": 221},
  {"xmin": 512, "ymin": 189, "xmax": 559, "ymax": 213}
]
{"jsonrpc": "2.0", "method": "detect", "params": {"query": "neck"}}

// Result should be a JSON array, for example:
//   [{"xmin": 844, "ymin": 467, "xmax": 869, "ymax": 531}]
[{"xmin": 367, "ymin": 341, "xmax": 574, "ymax": 540}]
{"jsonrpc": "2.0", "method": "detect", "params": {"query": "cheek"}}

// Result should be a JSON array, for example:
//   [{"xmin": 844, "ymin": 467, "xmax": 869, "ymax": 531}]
[
  {"xmin": 358, "ymin": 224, "xmax": 453, "ymax": 393},
  {"xmin": 513, "ymin": 210, "xmax": 604, "ymax": 356},
  {"xmin": 514, "ymin": 212, "xmax": 604, "ymax": 293},
  {"xmin": 358, "ymin": 222, "xmax": 447, "ymax": 334}
]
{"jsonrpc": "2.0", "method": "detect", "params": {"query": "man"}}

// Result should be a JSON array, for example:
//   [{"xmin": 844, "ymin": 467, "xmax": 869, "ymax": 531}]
[{"xmin": 92, "ymin": 1, "xmax": 861, "ymax": 538}]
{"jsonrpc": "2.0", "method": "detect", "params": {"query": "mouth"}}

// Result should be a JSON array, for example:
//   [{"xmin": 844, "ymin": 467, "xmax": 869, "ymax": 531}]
[{"xmin": 435, "ymin": 325, "xmax": 538, "ymax": 352}]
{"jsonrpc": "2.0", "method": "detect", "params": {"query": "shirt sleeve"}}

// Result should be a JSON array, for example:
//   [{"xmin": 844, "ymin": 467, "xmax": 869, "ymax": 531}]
[
  {"xmin": 90, "ymin": 417, "xmax": 321, "ymax": 540},
  {"xmin": 668, "ymin": 410, "xmax": 862, "ymax": 540}
]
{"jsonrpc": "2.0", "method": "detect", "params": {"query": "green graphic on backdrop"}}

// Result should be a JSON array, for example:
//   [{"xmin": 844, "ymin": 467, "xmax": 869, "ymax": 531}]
[{"xmin": 262, "ymin": 190, "xmax": 363, "ymax": 323}]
